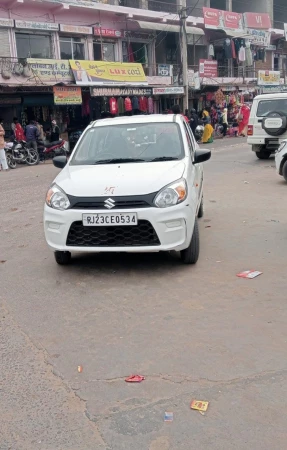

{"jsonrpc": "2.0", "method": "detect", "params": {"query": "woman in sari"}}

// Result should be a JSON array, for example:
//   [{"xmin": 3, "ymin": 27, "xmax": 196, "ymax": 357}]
[
  {"xmin": 237, "ymin": 104, "xmax": 250, "ymax": 137},
  {"xmin": 201, "ymin": 110, "xmax": 214, "ymax": 144}
]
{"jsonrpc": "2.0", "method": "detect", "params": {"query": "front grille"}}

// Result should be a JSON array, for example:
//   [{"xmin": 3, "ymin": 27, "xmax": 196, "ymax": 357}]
[
  {"xmin": 66, "ymin": 220, "xmax": 161, "ymax": 247},
  {"xmin": 68, "ymin": 193, "xmax": 156, "ymax": 210},
  {"xmin": 72, "ymin": 200, "xmax": 149, "ymax": 209}
]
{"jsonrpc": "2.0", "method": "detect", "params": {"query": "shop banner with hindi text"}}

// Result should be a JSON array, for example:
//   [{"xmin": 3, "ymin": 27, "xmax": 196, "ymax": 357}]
[
  {"xmin": 258, "ymin": 70, "xmax": 280, "ymax": 86},
  {"xmin": 53, "ymin": 86, "xmax": 82, "ymax": 105},
  {"xmin": 69, "ymin": 60, "xmax": 147, "ymax": 86}
]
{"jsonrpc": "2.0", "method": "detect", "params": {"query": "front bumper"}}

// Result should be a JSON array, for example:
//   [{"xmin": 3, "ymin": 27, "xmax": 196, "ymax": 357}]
[{"xmin": 44, "ymin": 202, "xmax": 195, "ymax": 253}]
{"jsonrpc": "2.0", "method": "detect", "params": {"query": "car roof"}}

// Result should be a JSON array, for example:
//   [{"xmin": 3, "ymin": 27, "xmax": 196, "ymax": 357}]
[
  {"xmin": 254, "ymin": 93, "xmax": 287, "ymax": 100},
  {"xmin": 91, "ymin": 114, "xmax": 182, "ymax": 127}
]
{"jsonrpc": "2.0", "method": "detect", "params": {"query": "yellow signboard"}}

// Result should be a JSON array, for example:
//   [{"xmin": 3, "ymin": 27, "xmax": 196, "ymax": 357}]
[
  {"xmin": 258, "ymin": 70, "xmax": 281, "ymax": 86},
  {"xmin": 53, "ymin": 86, "xmax": 82, "ymax": 105},
  {"xmin": 27, "ymin": 58, "xmax": 73, "ymax": 83},
  {"xmin": 69, "ymin": 60, "xmax": 147, "ymax": 86}
]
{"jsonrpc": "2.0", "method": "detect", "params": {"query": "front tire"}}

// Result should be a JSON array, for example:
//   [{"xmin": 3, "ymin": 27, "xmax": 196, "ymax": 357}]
[
  {"xmin": 180, "ymin": 218, "xmax": 200, "ymax": 264},
  {"xmin": 256, "ymin": 151, "xmax": 271, "ymax": 160},
  {"xmin": 282, "ymin": 160, "xmax": 287, "ymax": 182},
  {"xmin": 6, "ymin": 153, "xmax": 17, "ymax": 169},
  {"xmin": 26, "ymin": 150, "xmax": 39, "ymax": 165},
  {"xmin": 54, "ymin": 251, "xmax": 71, "ymax": 265}
]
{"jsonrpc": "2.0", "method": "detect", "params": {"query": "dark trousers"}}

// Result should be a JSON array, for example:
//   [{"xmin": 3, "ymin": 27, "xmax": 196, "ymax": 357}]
[
  {"xmin": 222, "ymin": 123, "xmax": 228, "ymax": 137},
  {"xmin": 27, "ymin": 140, "xmax": 37, "ymax": 151}
]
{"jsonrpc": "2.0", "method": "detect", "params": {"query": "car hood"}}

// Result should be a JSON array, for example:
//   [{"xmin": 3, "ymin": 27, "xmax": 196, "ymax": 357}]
[{"xmin": 55, "ymin": 160, "xmax": 186, "ymax": 197}]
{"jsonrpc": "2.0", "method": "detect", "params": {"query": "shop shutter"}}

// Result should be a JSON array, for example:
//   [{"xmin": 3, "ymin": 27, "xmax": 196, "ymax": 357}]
[{"xmin": 0, "ymin": 29, "xmax": 11, "ymax": 57}]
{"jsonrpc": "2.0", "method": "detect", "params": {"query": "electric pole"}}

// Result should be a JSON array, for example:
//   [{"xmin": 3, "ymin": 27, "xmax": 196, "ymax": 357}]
[{"xmin": 179, "ymin": 3, "xmax": 188, "ymax": 112}]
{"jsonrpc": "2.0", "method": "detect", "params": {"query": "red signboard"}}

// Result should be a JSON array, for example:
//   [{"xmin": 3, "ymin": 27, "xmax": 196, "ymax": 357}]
[
  {"xmin": 94, "ymin": 28, "xmax": 122, "ymax": 38},
  {"xmin": 244, "ymin": 12, "xmax": 271, "ymax": 29},
  {"xmin": 199, "ymin": 60, "xmax": 218, "ymax": 78},
  {"xmin": 203, "ymin": 7, "xmax": 220, "ymax": 29},
  {"xmin": 223, "ymin": 11, "xmax": 243, "ymax": 30},
  {"xmin": 203, "ymin": 7, "xmax": 243, "ymax": 30}
]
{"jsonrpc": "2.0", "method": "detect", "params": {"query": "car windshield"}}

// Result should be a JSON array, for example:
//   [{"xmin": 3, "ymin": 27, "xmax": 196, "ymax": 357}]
[
  {"xmin": 257, "ymin": 99, "xmax": 287, "ymax": 117},
  {"xmin": 70, "ymin": 122, "xmax": 185, "ymax": 165}
]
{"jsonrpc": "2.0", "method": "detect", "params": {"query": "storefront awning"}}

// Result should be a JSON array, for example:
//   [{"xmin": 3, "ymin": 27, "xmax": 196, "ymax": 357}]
[{"xmin": 136, "ymin": 21, "xmax": 204, "ymax": 36}]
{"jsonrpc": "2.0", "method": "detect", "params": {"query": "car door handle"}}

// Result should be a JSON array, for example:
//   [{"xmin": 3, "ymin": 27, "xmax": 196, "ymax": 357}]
[{"xmin": 258, "ymin": 119, "xmax": 263, "ymax": 123}]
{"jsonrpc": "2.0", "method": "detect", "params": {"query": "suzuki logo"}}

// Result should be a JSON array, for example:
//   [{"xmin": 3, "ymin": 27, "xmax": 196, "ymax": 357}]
[{"xmin": 104, "ymin": 198, "xmax": 115, "ymax": 209}]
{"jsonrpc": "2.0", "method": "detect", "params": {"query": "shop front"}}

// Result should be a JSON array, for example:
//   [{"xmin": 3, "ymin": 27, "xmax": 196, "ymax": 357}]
[
  {"xmin": 90, "ymin": 86, "xmax": 154, "ymax": 119},
  {"xmin": 152, "ymin": 87, "xmax": 184, "ymax": 113}
]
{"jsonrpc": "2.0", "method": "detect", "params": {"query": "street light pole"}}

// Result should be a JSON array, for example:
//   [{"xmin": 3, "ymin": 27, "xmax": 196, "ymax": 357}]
[{"xmin": 179, "ymin": 4, "xmax": 188, "ymax": 112}]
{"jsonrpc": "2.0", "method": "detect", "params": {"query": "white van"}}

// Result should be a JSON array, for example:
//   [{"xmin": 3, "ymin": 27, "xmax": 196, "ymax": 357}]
[{"xmin": 247, "ymin": 92, "xmax": 287, "ymax": 159}]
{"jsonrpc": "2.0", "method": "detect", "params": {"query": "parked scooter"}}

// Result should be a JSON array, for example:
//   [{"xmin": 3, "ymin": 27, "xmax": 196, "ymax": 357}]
[{"xmin": 4, "ymin": 140, "xmax": 39, "ymax": 167}]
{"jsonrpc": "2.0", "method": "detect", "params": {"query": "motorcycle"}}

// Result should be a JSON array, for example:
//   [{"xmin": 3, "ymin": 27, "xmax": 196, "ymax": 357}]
[
  {"xmin": 5, "ymin": 140, "xmax": 39, "ymax": 168},
  {"xmin": 39, "ymin": 139, "xmax": 67, "ymax": 161}
]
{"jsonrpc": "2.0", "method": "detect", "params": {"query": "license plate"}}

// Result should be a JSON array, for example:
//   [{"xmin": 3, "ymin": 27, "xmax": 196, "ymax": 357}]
[{"xmin": 82, "ymin": 213, "xmax": 138, "ymax": 226}]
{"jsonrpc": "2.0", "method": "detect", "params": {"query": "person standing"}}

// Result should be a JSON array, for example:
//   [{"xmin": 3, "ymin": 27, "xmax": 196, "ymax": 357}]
[
  {"xmin": 171, "ymin": 104, "xmax": 189, "ymax": 123},
  {"xmin": 0, "ymin": 118, "xmax": 8, "ymax": 171},
  {"xmin": 50, "ymin": 120, "xmax": 60, "ymax": 142},
  {"xmin": 13, "ymin": 118, "xmax": 25, "ymax": 141},
  {"xmin": 36, "ymin": 121, "xmax": 45, "ymax": 141},
  {"xmin": 189, "ymin": 108, "xmax": 198, "ymax": 137},
  {"xmin": 25, "ymin": 120, "xmax": 39, "ymax": 151},
  {"xmin": 222, "ymin": 108, "xmax": 228, "ymax": 137}
]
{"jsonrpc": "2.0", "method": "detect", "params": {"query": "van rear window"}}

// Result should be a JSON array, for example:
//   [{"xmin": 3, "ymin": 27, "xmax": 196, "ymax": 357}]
[{"xmin": 257, "ymin": 99, "xmax": 287, "ymax": 117}]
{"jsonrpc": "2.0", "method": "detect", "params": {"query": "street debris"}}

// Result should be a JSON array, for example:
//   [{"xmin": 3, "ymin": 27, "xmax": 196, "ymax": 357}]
[
  {"xmin": 237, "ymin": 270, "xmax": 262, "ymax": 279},
  {"xmin": 190, "ymin": 400, "xmax": 209, "ymax": 412},
  {"xmin": 125, "ymin": 374, "xmax": 145, "ymax": 383},
  {"xmin": 205, "ymin": 225, "xmax": 211, "ymax": 228},
  {"xmin": 164, "ymin": 412, "xmax": 173, "ymax": 422},
  {"xmin": 244, "ymin": 181, "xmax": 249, "ymax": 184},
  {"xmin": 0, "ymin": 260, "xmax": 6, "ymax": 264},
  {"xmin": 77, "ymin": 365, "xmax": 83, "ymax": 373}
]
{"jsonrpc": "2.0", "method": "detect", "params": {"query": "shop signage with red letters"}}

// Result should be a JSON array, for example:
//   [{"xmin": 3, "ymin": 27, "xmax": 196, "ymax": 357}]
[
  {"xmin": 244, "ymin": 12, "xmax": 271, "ymax": 29},
  {"xmin": 199, "ymin": 60, "xmax": 218, "ymax": 78},
  {"xmin": 94, "ymin": 28, "xmax": 122, "ymax": 38}
]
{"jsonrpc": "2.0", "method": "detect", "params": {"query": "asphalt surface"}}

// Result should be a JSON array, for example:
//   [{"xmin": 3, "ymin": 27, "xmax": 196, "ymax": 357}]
[{"xmin": 1, "ymin": 138, "xmax": 287, "ymax": 450}]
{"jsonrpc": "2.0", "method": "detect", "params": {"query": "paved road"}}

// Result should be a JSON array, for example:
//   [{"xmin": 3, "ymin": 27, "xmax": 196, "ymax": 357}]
[{"xmin": 1, "ymin": 139, "xmax": 287, "ymax": 450}]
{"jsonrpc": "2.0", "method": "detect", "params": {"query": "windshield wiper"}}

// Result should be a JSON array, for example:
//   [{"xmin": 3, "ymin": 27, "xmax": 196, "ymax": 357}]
[
  {"xmin": 149, "ymin": 156, "xmax": 179, "ymax": 162},
  {"xmin": 94, "ymin": 158, "xmax": 146, "ymax": 165}
]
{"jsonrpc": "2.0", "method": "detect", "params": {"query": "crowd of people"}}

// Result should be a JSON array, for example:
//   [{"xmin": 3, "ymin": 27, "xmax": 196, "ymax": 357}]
[{"xmin": 0, "ymin": 118, "xmax": 61, "ymax": 171}]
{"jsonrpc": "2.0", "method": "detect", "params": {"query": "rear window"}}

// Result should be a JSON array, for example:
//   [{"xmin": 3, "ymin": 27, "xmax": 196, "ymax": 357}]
[{"xmin": 257, "ymin": 99, "xmax": 287, "ymax": 117}]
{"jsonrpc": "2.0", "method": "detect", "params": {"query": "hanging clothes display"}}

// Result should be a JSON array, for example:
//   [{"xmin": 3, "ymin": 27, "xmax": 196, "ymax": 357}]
[
  {"xmin": 208, "ymin": 44, "xmax": 215, "ymax": 59},
  {"xmin": 124, "ymin": 97, "xmax": 132, "ymax": 112},
  {"xmin": 117, "ymin": 97, "xmax": 125, "ymax": 115},
  {"xmin": 109, "ymin": 97, "xmax": 118, "ymax": 115},
  {"xmin": 139, "ymin": 96, "xmax": 148, "ymax": 112},
  {"xmin": 148, "ymin": 97, "xmax": 154, "ymax": 114},
  {"xmin": 132, "ymin": 96, "xmax": 139, "ymax": 110},
  {"xmin": 223, "ymin": 39, "xmax": 232, "ymax": 59},
  {"xmin": 238, "ymin": 46, "xmax": 246, "ymax": 62},
  {"xmin": 245, "ymin": 41, "xmax": 253, "ymax": 67}
]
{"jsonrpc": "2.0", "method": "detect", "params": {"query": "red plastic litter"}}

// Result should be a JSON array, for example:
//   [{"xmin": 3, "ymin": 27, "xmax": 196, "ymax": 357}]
[{"xmin": 125, "ymin": 375, "xmax": 145, "ymax": 383}]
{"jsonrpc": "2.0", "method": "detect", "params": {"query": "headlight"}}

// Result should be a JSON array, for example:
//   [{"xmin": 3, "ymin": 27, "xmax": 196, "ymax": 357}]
[
  {"xmin": 154, "ymin": 179, "xmax": 187, "ymax": 208},
  {"xmin": 46, "ymin": 184, "xmax": 70, "ymax": 210}
]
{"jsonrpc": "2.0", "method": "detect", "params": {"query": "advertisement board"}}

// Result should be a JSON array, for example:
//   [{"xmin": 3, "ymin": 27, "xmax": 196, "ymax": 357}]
[
  {"xmin": 28, "ymin": 59, "xmax": 73, "ymax": 83},
  {"xmin": 70, "ymin": 60, "xmax": 147, "ymax": 86},
  {"xmin": 199, "ymin": 60, "xmax": 218, "ymax": 78},
  {"xmin": 246, "ymin": 29, "xmax": 271, "ymax": 47},
  {"xmin": 258, "ymin": 70, "xmax": 280, "ymax": 86},
  {"xmin": 153, "ymin": 87, "xmax": 184, "ymax": 95},
  {"xmin": 203, "ymin": 7, "xmax": 243, "ymax": 31},
  {"xmin": 60, "ymin": 24, "xmax": 92, "ymax": 34},
  {"xmin": 244, "ymin": 13, "xmax": 271, "ymax": 29},
  {"xmin": 53, "ymin": 86, "xmax": 82, "ymax": 105},
  {"xmin": 94, "ymin": 28, "xmax": 122, "ymax": 38},
  {"xmin": 15, "ymin": 20, "xmax": 58, "ymax": 31},
  {"xmin": 90, "ymin": 87, "xmax": 152, "ymax": 96}
]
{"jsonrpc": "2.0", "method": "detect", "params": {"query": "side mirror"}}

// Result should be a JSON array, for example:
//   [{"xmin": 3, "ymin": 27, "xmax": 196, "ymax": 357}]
[
  {"xmin": 193, "ymin": 149, "xmax": 211, "ymax": 165},
  {"xmin": 53, "ymin": 155, "xmax": 67, "ymax": 169}
]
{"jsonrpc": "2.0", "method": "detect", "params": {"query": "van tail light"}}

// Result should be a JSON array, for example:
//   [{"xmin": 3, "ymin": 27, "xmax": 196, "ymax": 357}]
[{"xmin": 247, "ymin": 125, "xmax": 253, "ymax": 136}]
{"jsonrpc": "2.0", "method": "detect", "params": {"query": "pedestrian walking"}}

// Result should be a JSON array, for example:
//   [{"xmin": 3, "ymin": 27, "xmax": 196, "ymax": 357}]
[
  {"xmin": 0, "ymin": 118, "xmax": 8, "ymax": 171},
  {"xmin": 25, "ymin": 120, "xmax": 39, "ymax": 151},
  {"xmin": 222, "ymin": 108, "xmax": 228, "ymax": 137}
]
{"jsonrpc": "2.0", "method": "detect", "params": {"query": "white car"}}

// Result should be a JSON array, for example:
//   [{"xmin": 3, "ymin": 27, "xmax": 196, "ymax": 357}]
[
  {"xmin": 275, "ymin": 139, "xmax": 287, "ymax": 181},
  {"xmin": 44, "ymin": 115, "xmax": 211, "ymax": 265},
  {"xmin": 247, "ymin": 92, "xmax": 287, "ymax": 159}
]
